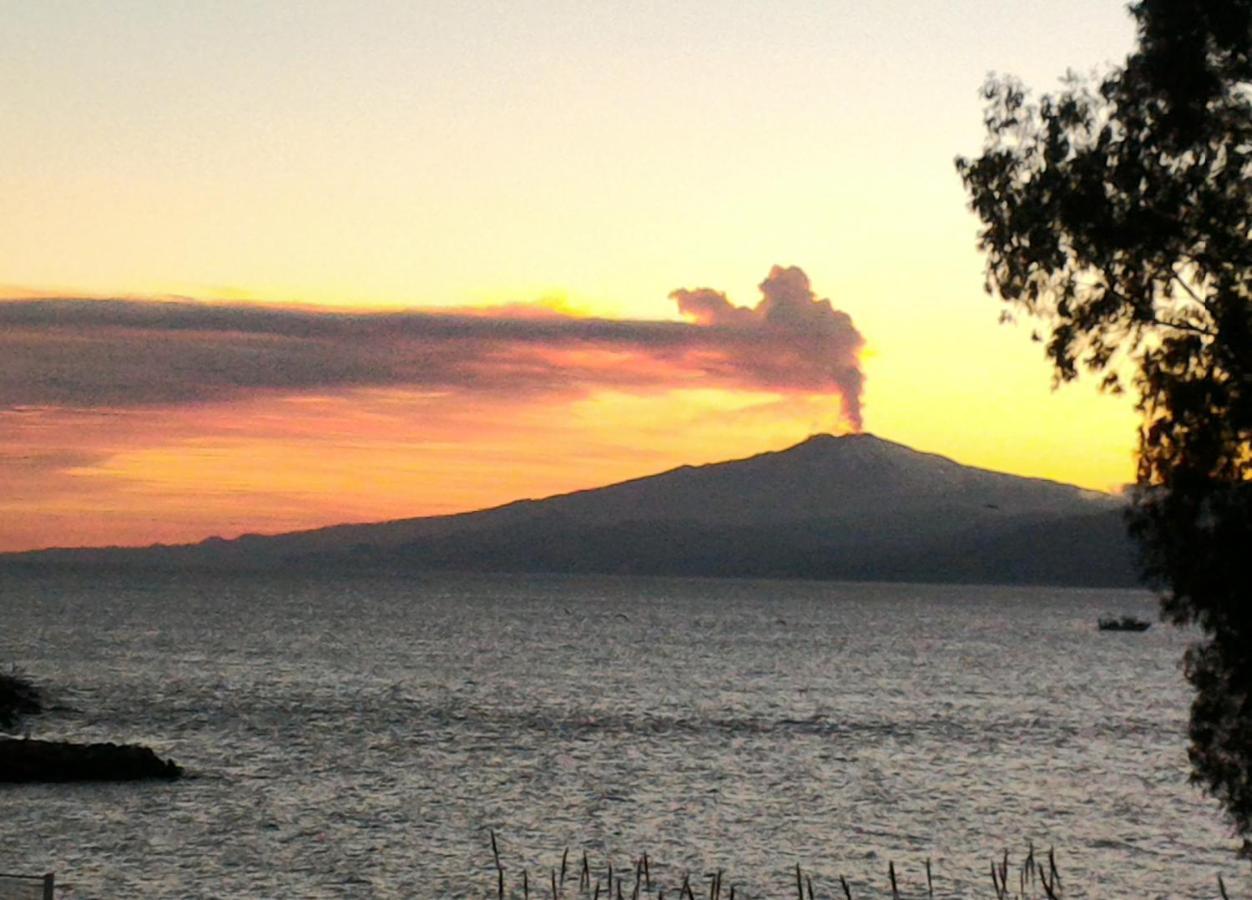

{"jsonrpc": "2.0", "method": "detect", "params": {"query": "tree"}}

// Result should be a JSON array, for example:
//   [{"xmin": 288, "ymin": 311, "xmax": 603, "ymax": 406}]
[{"xmin": 957, "ymin": 0, "xmax": 1252, "ymax": 854}]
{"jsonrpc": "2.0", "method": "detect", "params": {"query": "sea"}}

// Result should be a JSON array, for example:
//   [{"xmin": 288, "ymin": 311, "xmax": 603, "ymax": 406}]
[{"xmin": 0, "ymin": 571, "xmax": 1245, "ymax": 898}]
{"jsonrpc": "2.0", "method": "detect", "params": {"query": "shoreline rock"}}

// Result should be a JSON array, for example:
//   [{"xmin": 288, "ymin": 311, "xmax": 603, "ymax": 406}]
[{"xmin": 0, "ymin": 738, "xmax": 182, "ymax": 782}]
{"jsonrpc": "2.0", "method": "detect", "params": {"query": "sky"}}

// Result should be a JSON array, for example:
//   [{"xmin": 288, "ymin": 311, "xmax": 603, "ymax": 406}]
[{"xmin": 0, "ymin": 1, "xmax": 1144, "ymax": 552}]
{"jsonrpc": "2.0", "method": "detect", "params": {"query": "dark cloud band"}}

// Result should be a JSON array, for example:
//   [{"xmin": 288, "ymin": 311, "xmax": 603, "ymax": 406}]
[{"xmin": 0, "ymin": 266, "xmax": 865, "ymax": 427}]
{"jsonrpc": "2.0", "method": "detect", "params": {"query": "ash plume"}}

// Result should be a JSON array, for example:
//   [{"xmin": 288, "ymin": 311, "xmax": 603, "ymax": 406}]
[
  {"xmin": 671, "ymin": 265, "xmax": 865, "ymax": 429},
  {"xmin": 0, "ymin": 265, "xmax": 865, "ymax": 429}
]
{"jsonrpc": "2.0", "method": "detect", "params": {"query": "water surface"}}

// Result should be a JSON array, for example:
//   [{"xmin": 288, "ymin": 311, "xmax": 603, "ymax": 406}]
[{"xmin": 0, "ymin": 572, "xmax": 1243, "ymax": 897}]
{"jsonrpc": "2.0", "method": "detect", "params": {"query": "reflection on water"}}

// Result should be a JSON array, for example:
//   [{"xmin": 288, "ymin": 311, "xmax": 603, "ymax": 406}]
[{"xmin": 0, "ymin": 572, "xmax": 1243, "ymax": 897}]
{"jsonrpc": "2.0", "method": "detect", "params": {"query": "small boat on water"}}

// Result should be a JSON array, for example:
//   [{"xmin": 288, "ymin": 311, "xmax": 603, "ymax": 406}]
[{"xmin": 1098, "ymin": 615, "xmax": 1152, "ymax": 632}]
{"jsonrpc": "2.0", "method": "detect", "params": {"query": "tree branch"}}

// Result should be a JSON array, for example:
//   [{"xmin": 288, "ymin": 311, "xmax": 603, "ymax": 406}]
[
  {"xmin": 1146, "ymin": 314, "xmax": 1217, "ymax": 338},
  {"xmin": 1170, "ymin": 267, "xmax": 1212, "ymax": 311}
]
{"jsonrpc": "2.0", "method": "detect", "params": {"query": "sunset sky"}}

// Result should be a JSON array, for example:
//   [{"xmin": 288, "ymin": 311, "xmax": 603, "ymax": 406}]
[{"xmin": 2, "ymin": 2, "xmax": 1144, "ymax": 552}]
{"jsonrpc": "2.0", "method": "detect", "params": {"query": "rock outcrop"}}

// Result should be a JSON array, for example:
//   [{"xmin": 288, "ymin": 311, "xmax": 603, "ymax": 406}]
[{"xmin": 0, "ymin": 738, "xmax": 182, "ymax": 782}]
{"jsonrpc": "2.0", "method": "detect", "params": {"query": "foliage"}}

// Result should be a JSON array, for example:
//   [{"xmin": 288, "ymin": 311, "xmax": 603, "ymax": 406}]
[
  {"xmin": 0, "ymin": 666, "xmax": 42, "ymax": 731},
  {"xmin": 957, "ymin": 0, "xmax": 1252, "ymax": 854}
]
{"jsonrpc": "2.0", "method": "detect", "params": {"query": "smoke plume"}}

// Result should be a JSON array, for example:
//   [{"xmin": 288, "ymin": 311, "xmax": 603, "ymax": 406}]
[{"xmin": 0, "ymin": 265, "xmax": 865, "ymax": 428}]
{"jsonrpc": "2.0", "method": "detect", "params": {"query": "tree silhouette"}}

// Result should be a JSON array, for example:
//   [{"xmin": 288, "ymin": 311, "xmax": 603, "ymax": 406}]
[{"xmin": 957, "ymin": 0, "xmax": 1252, "ymax": 854}]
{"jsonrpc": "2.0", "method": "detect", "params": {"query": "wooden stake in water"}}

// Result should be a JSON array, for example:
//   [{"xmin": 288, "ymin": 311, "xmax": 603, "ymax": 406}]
[
  {"xmin": 839, "ymin": 874, "xmax": 853, "ymax": 900},
  {"xmin": 795, "ymin": 863, "xmax": 804, "ymax": 899},
  {"xmin": 1036, "ymin": 861, "xmax": 1059, "ymax": 900},
  {"xmin": 889, "ymin": 860, "xmax": 899, "ymax": 900},
  {"xmin": 925, "ymin": 857, "xmax": 934, "ymax": 899},
  {"xmin": 990, "ymin": 860, "xmax": 1004, "ymax": 899}
]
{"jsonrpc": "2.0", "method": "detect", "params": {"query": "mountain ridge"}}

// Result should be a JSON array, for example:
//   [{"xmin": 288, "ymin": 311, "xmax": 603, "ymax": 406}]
[{"xmin": 0, "ymin": 433, "xmax": 1138, "ymax": 586}]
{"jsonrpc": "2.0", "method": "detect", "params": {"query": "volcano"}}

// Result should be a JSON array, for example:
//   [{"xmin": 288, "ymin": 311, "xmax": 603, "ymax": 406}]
[{"xmin": 2, "ymin": 434, "xmax": 1139, "ymax": 586}]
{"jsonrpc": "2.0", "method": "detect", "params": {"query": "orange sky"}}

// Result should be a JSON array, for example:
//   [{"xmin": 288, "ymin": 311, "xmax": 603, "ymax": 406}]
[
  {"xmin": 0, "ymin": 267, "xmax": 1137, "ymax": 552},
  {"xmin": 1, "ymin": 269, "xmax": 877, "ymax": 550},
  {"xmin": 0, "ymin": 2, "xmax": 1144, "ymax": 552}
]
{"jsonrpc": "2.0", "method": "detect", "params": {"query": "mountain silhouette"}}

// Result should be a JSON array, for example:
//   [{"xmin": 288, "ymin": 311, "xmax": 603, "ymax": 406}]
[{"xmin": 2, "ymin": 434, "xmax": 1139, "ymax": 585}]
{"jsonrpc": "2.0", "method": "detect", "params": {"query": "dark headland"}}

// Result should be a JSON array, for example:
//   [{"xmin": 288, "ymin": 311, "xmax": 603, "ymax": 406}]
[
  {"xmin": 0, "ymin": 433, "xmax": 1139, "ymax": 586},
  {"xmin": 0, "ymin": 669, "xmax": 181, "ymax": 783},
  {"xmin": 0, "ymin": 738, "xmax": 182, "ymax": 783}
]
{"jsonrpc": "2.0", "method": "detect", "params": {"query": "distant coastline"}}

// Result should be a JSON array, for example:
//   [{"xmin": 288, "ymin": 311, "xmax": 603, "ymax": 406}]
[{"xmin": 0, "ymin": 434, "xmax": 1140, "ymax": 587}]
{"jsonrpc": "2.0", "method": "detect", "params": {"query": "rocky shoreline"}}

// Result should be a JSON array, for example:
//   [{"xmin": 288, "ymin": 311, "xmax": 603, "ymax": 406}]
[
  {"xmin": 0, "ymin": 668, "xmax": 182, "ymax": 782},
  {"xmin": 0, "ymin": 737, "xmax": 182, "ymax": 782}
]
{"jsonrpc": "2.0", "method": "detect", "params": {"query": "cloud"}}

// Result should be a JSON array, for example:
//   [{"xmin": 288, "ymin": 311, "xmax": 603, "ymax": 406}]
[
  {"xmin": 671, "ymin": 265, "xmax": 864, "ymax": 428},
  {"xmin": 0, "ymin": 265, "xmax": 865, "ymax": 428}
]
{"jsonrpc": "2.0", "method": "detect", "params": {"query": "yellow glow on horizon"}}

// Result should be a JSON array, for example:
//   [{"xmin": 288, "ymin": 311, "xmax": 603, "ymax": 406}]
[
  {"xmin": 1, "ymin": 387, "xmax": 852, "ymax": 550},
  {"xmin": 0, "ymin": 372, "xmax": 1138, "ymax": 552}
]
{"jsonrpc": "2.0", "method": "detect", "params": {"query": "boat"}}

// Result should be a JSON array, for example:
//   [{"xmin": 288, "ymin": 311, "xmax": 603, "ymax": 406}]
[{"xmin": 1098, "ymin": 615, "xmax": 1152, "ymax": 632}]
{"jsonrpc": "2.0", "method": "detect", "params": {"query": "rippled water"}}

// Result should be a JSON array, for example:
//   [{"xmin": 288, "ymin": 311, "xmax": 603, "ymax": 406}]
[{"xmin": 0, "ymin": 571, "xmax": 1245, "ymax": 898}]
